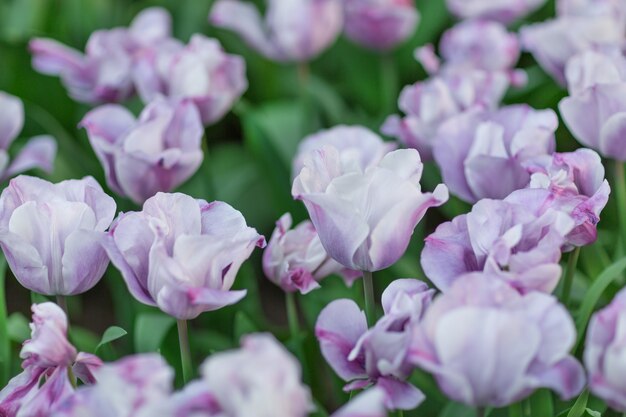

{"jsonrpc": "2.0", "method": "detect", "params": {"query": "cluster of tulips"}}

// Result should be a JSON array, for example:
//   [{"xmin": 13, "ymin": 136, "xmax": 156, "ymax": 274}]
[{"xmin": 1, "ymin": 0, "xmax": 626, "ymax": 416}]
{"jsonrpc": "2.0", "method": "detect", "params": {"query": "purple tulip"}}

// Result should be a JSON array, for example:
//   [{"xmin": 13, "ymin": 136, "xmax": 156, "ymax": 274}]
[
  {"xmin": 133, "ymin": 35, "xmax": 248, "ymax": 125},
  {"xmin": 200, "ymin": 334, "xmax": 313, "ymax": 417},
  {"xmin": 316, "ymin": 280, "xmax": 432, "ymax": 410},
  {"xmin": 446, "ymin": 0, "xmax": 548, "ymax": 23},
  {"xmin": 343, "ymin": 0, "xmax": 419, "ymax": 51},
  {"xmin": 1, "ymin": 303, "xmax": 102, "ymax": 417},
  {"xmin": 51, "ymin": 354, "xmax": 174, "ymax": 417},
  {"xmin": 209, "ymin": 0, "xmax": 343, "ymax": 62},
  {"xmin": 528, "ymin": 149, "xmax": 610, "ymax": 247},
  {"xmin": 292, "ymin": 125, "xmax": 397, "ymax": 179},
  {"xmin": 584, "ymin": 287, "xmax": 626, "ymax": 411},
  {"xmin": 102, "ymin": 192, "xmax": 265, "ymax": 320},
  {"xmin": 263, "ymin": 213, "xmax": 360, "ymax": 294},
  {"xmin": 80, "ymin": 97, "xmax": 204, "ymax": 204},
  {"xmin": 559, "ymin": 50, "xmax": 626, "ymax": 161},
  {"xmin": 30, "ymin": 7, "xmax": 171, "ymax": 103},
  {"xmin": 0, "ymin": 92, "xmax": 56, "ymax": 181},
  {"xmin": 432, "ymin": 105, "xmax": 558, "ymax": 203},
  {"xmin": 293, "ymin": 147, "xmax": 447, "ymax": 272},
  {"xmin": 331, "ymin": 388, "xmax": 387, "ymax": 417},
  {"xmin": 0, "ymin": 176, "xmax": 116, "ymax": 296},
  {"xmin": 410, "ymin": 274, "xmax": 585, "ymax": 407},
  {"xmin": 421, "ymin": 189, "xmax": 574, "ymax": 294}
]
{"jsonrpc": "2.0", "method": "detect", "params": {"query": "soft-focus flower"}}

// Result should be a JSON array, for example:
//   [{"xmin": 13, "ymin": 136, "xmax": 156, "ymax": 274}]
[
  {"xmin": 200, "ymin": 334, "xmax": 313, "ymax": 417},
  {"xmin": 133, "ymin": 35, "xmax": 247, "ymax": 125},
  {"xmin": 528, "ymin": 149, "xmax": 610, "ymax": 247},
  {"xmin": 51, "ymin": 354, "xmax": 173, "ymax": 417},
  {"xmin": 559, "ymin": 50, "xmax": 626, "ymax": 161},
  {"xmin": 30, "ymin": 7, "xmax": 171, "ymax": 103},
  {"xmin": 446, "ymin": 0, "xmax": 548, "ymax": 23},
  {"xmin": 263, "ymin": 213, "xmax": 360, "ymax": 294},
  {"xmin": 293, "ymin": 147, "xmax": 447, "ymax": 271},
  {"xmin": 292, "ymin": 125, "xmax": 396, "ymax": 179},
  {"xmin": 0, "ymin": 92, "xmax": 56, "ymax": 182},
  {"xmin": 80, "ymin": 97, "xmax": 203, "ymax": 204},
  {"xmin": 0, "ymin": 303, "xmax": 102, "ymax": 417},
  {"xmin": 421, "ymin": 189, "xmax": 574, "ymax": 294},
  {"xmin": 103, "ymin": 192, "xmax": 265, "ymax": 320},
  {"xmin": 557, "ymin": 0, "xmax": 626, "ymax": 29},
  {"xmin": 331, "ymin": 388, "xmax": 388, "ymax": 417},
  {"xmin": 410, "ymin": 274, "xmax": 586, "ymax": 407},
  {"xmin": 342, "ymin": 0, "xmax": 419, "ymax": 51},
  {"xmin": 316, "ymin": 280, "xmax": 432, "ymax": 410},
  {"xmin": 584, "ymin": 287, "xmax": 626, "ymax": 411},
  {"xmin": 432, "ymin": 105, "xmax": 558, "ymax": 203},
  {"xmin": 209, "ymin": 0, "xmax": 343, "ymax": 62},
  {"xmin": 0, "ymin": 176, "xmax": 116, "ymax": 296}
]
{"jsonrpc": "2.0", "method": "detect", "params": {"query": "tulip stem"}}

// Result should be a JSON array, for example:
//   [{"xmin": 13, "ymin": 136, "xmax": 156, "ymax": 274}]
[
  {"xmin": 508, "ymin": 402, "xmax": 524, "ymax": 417},
  {"xmin": 0, "ymin": 254, "xmax": 8, "ymax": 386},
  {"xmin": 476, "ymin": 408, "xmax": 486, "ymax": 417},
  {"xmin": 615, "ymin": 162, "xmax": 626, "ymax": 253},
  {"xmin": 381, "ymin": 53, "xmax": 398, "ymax": 116},
  {"xmin": 286, "ymin": 292, "xmax": 300, "ymax": 344},
  {"xmin": 56, "ymin": 295, "xmax": 68, "ymax": 317},
  {"xmin": 177, "ymin": 319, "xmax": 193, "ymax": 384},
  {"xmin": 561, "ymin": 247, "xmax": 580, "ymax": 307},
  {"xmin": 363, "ymin": 271, "xmax": 375, "ymax": 325}
]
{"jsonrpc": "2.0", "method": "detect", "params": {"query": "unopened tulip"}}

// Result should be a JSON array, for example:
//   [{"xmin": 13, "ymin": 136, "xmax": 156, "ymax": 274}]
[
  {"xmin": 103, "ymin": 192, "xmax": 265, "ymax": 320},
  {"xmin": 0, "ymin": 176, "xmax": 116, "ymax": 296},
  {"xmin": 410, "ymin": 274, "xmax": 585, "ymax": 407},
  {"xmin": 293, "ymin": 147, "xmax": 447, "ymax": 271},
  {"xmin": 210, "ymin": 0, "xmax": 343, "ymax": 62},
  {"xmin": 80, "ymin": 97, "xmax": 204, "ymax": 204}
]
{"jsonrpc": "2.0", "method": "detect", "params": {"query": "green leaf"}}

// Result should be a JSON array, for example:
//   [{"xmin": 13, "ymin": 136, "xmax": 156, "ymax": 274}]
[
  {"xmin": 575, "ymin": 257, "xmax": 626, "ymax": 349},
  {"xmin": 438, "ymin": 402, "xmax": 476, "ymax": 417},
  {"xmin": 134, "ymin": 312, "xmax": 176, "ymax": 353},
  {"xmin": 233, "ymin": 311, "xmax": 258, "ymax": 344},
  {"xmin": 0, "ymin": 254, "xmax": 8, "ymax": 385},
  {"xmin": 529, "ymin": 389, "xmax": 553, "ymax": 417},
  {"xmin": 7, "ymin": 313, "xmax": 30, "ymax": 343},
  {"xmin": 566, "ymin": 390, "xmax": 589, "ymax": 417},
  {"xmin": 95, "ymin": 326, "xmax": 127, "ymax": 353},
  {"xmin": 585, "ymin": 409, "xmax": 601, "ymax": 417}
]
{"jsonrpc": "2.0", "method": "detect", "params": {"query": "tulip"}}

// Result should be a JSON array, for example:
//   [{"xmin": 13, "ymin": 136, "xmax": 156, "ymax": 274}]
[
  {"xmin": 584, "ymin": 287, "xmax": 626, "ymax": 411},
  {"xmin": 0, "ymin": 92, "xmax": 56, "ymax": 181},
  {"xmin": 133, "ymin": 35, "xmax": 248, "ymax": 125},
  {"xmin": 410, "ymin": 274, "xmax": 586, "ymax": 407},
  {"xmin": 0, "ymin": 176, "xmax": 116, "ymax": 296},
  {"xmin": 331, "ymin": 388, "xmax": 388, "ymax": 417},
  {"xmin": 293, "ymin": 147, "xmax": 447, "ymax": 272},
  {"xmin": 557, "ymin": 0, "xmax": 626, "ymax": 29},
  {"xmin": 432, "ymin": 105, "xmax": 558, "ymax": 203},
  {"xmin": 209, "ymin": 0, "xmax": 343, "ymax": 62},
  {"xmin": 103, "ymin": 192, "xmax": 265, "ymax": 320},
  {"xmin": 80, "ymin": 97, "xmax": 204, "ymax": 204},
  {"xmin": 30, "ymin": 7, "xmax": 172, "ymax": 103},
  {"xmin": 446, "ymin": 0, "xmax": 548, "ymax": 23},
  {"xmin": 293, "ymin": 125, "xmax": 396, "ymax": 179},
  {"xmin": 559, "ymin": 50, "xmax": 626, "ymax": 161},
  {"xmin": 421, "ymin": 189, "xmax": 574, "ymax": 294},
  {"xmin": 342, "ymin": 0, "xmax": 419, "ymax": 51}
]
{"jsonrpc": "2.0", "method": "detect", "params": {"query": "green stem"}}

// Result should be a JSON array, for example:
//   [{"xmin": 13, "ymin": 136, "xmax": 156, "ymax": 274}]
[
  {"xmin": 363, "ymin": 271, "xmax": 375, "ymax": 325},
  {"xmin": 380, "ymin": 53, "xmax": 398, "ymax": 116},
  {"xmin": 286, "ymin": 292, "xmax": 300, "ymax": 343},
  {"xmin": 0, "ymin": 255, "xmax": 8, "ymax": 386},
  {"xmin": 476, "ymin": 408, "xmax": 486, "ymax": 417},
  {"xmin": 615, "ymin": 161, "xmax": 626, "ymax": 252},
  {"xmin": 177, "ymin": 319, "xmax": 193, "ymax": 384},
  {"xmin": 508, "ymin": 402, "xmax": 524, "ymax": 417},
  {"xmin": 561, "ymin": 247, "xmax": 581, "ymax": 307},
  {"xmin": 56, "ymin": 295, "xmax": 68, "ymax": 317},
  {"xmin": 397, "ymin": 411, "xmax": 404, "ymax": 417}
]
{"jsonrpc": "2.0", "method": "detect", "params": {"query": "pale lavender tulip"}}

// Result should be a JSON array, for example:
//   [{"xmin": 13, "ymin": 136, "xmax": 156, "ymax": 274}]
[
  {"xmin": 263, "ymin": 213, "xmax": 360, "ymax": 294},
  {"xmin": 292, "ymin": 125, "xmax": 396, "ymax": 179},
  {"xmin": 0, "ymin": 303, "xmax": 102, "ymax": 417},
  {"xmin": 343, "ymin": 0, "xmax": 419, "ymax": 51},
  {"xmin": 103, "ymin": 192, "xmax": 265, "ymax": 320},
  {"xmin": 210, "ymin": 0, "xmax": 343, "ymax": 62},
  {"xmin": 0, "ymin": 92, "xmax": 56, "ymax": 181},
  {"xmin": 316, "ymin": 280, "xmax": 432, "ymax": 410},
  {"xmin": 200, "ymin": 334, "xmax": 313, "ymax": 417},
  {"xmin": 528, "ymin": 149, "xmax": 610, "ymax": 247},
  {"xmin": 30, "ymin": 8, "xmax": 171, "ymax": 103},
  {"xmin": 331, "ymin": 388, "xmax": 388, "ymax": 417},
  {"xmin": 51, "ymin": 354, "xmax": 173, "ymax": 417},
  {"xmin": 584, "ymin": 287, "xmax": 626, "ymax": 411},
  {"xmin": 559, "ymin": 50, "xmax": 626, "ymax": 161},
  {"xmin": 80, "ymin": 97, "xmax": 203, "ymax": 204},
  {"xmin": 293, "ymin": 147, "xmax": 447, "ymax": 271},
  {"xmin": 410, "ymin": 274, "xmax": 585, "ymax": 407},
  {"xmin": 432, "ymin": 105, "xmax": 557, "ymax": 203},
  {"xmin": 421, "ymin": 189, "xmax": 574, "ymax": 294},
  {"xmin": 0, "ymin": 176, "xmax": 116, "ymax": 296},
  {"xmin": 446, "ymin": 0, "xmax": 548, "ymax": 23},
  {"xmin": 558, "ymin": 0, "xmax": 626, "ymax": 29},
  {"xmin": 133, "ymin": 35, "xmax": 247, "ymax": 125}
]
